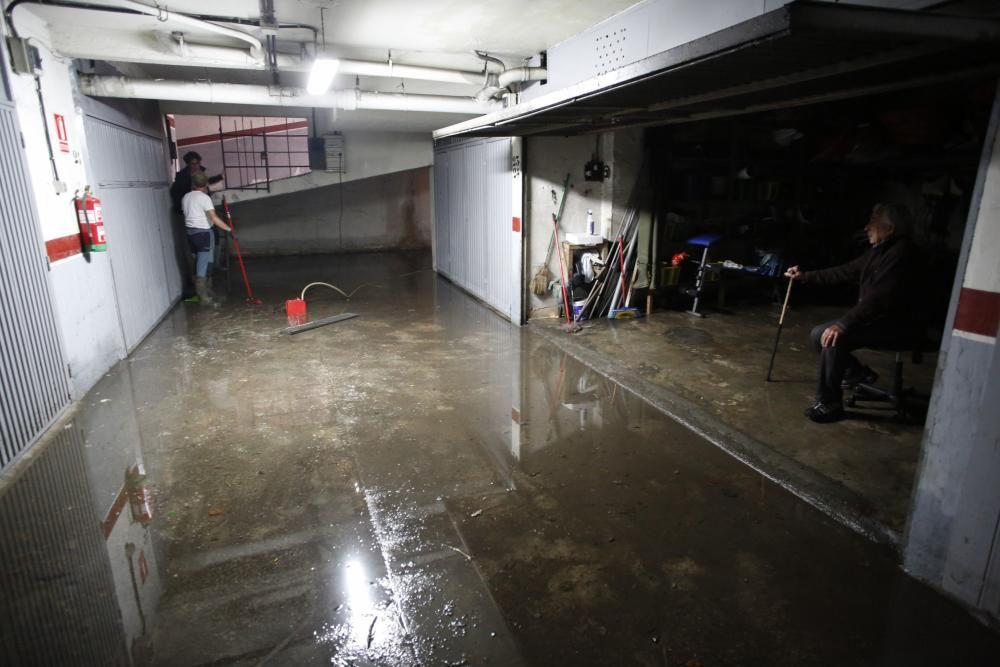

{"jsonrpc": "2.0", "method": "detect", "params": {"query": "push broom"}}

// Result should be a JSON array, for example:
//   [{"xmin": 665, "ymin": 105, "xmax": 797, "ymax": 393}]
[{"xmin": 222, "ymin": 196, "xmax": 263, "ymax": 305}]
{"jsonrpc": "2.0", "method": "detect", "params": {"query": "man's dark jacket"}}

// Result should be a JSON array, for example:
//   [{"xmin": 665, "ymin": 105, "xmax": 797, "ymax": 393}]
[
  {"xmin": 169, "ymin": 165, "xmax": 205, "ymax": 213},
  {"xmin": 801, "ymin": 237, "xmax": 916, "ymax": 332}
]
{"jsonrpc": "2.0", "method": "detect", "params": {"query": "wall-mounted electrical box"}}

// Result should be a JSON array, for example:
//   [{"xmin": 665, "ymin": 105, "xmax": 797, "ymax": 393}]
[
  {"xmin": 6, "ymin": 37, "xmax": 40, "ymax": 75},
  {"xmin": 324, "ymin": 132, "xmax": 345, "ymax": 174},
  {"xmin": 584, "ymin": 158, "xmax": 609, "ymax": 182}
]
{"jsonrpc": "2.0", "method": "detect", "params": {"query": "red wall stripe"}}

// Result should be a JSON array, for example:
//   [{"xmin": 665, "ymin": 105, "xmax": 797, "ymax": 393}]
[
  {"xmin": 176, "ymin": 120, "xmax": 309, "ymax": 147},
  {"xmin": 101, "ymin": 484, "xmax": 128, "ymax": 539},
  {"xmin": 45, "ymin": 233, "xmax": 82, "ymax": 262},
  {"xmin": 954, "ymin": 287, "xmax": 1000, "ymax": 339}
]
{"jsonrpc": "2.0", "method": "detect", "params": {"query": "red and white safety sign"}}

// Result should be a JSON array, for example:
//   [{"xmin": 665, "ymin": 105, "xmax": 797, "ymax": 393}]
[{"xmin": 53, "ymin": 113, "xmax": 69, "ymax": 153}]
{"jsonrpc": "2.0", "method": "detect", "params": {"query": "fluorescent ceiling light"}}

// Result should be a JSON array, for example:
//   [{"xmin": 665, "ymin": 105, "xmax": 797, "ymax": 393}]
[{"xmin": 306, "ymin": 58, "xmax": 340, "ymax": 95}]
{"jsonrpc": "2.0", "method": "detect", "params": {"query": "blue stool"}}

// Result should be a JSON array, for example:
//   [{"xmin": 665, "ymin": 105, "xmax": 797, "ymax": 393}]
[{"xmin": 685, "ymin": 233, "xmax": 723, "ymax": 317}]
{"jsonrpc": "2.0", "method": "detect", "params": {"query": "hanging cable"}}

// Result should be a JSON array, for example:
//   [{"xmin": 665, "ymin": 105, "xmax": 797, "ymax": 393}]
[
  {"xmin": 34, "ymin": 75, "xmax": 60, "ymax": 183},
  {"xmin": 319, "ymin": 6, "xmax": 326, "ymax": 51}
]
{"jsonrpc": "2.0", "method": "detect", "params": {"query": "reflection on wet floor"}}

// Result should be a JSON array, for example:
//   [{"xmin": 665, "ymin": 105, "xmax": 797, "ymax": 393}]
[{"xmin": 1, "ymin": 252, "xmax": 998, "ymax": 666}]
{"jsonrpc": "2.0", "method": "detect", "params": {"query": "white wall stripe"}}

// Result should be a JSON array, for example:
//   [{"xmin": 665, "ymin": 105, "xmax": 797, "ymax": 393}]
[
  {"xmin": 964, "ymin": 120, "xmax": 1000, "ymax": 293},
  {"xmin": 953, "ymin": 329, "xmax": 997, "ymax": 345}
]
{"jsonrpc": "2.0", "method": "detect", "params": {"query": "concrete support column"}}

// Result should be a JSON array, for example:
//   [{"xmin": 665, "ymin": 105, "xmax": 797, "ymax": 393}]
[
  {"xmin": 512, "ymin": 137, "xmax": 525, "ymax": 324},
  {"xmin": 904, "ymin": 83, "xmax": 1000, "ymax": 620}
]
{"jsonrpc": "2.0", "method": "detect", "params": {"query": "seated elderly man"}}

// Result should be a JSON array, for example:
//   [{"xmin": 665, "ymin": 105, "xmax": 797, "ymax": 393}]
[{"xmin": 785, "ymin": 203, "xmax": 917, "ymax": 423}]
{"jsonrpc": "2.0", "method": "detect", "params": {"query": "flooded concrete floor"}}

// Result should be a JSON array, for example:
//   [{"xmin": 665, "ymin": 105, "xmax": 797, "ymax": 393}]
[
  {"xmin": 533, "ymin": 304, "xmax": 935, "ymax": 538},
  {"xmin": 1, "ymin": 252, "xmax": 997, "ymax": 666}
]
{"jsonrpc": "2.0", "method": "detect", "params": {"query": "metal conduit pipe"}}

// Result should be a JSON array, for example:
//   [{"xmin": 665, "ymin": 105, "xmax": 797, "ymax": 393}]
[
  {"xmin": 476, "ymin": 66, "xmax": 547, "ymax": 100},
  {"xmin": 35, "ymin": 32, "xmax": 485, "ymax": 85},
  {"xmin": 334, "ymin": 59, "xmax": 483, "ymax": 86},
  {"xmin": 498, "ymin": 66, "xmax": 547, "ymax": 89},
  {"xmin": 76, "ymin": 0, "xmax": 264, "ymax": 60},
  {"xmin": 6, "ymin": 0, "xmax": 483, "ymax": 86},
  {"xmin": 78, "ymin": 75, "xmax": 494, "ymax": 114}
]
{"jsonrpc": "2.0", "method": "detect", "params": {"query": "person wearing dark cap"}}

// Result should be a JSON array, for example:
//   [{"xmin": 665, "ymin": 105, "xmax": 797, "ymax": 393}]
[
  {"xmin": 170, "ymin": 151, "xmax": 206, "ymax": 214},
  {"xmin": 785, "ymin": 203, "xmax": 918, "ymax": 423},
  {"xmin": 169, "ymin": 152, "xmax": 207, "ymax": 300}
]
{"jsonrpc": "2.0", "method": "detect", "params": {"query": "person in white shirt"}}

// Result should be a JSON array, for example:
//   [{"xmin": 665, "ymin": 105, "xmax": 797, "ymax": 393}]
[{"xmin": 182, "ymin": 171, "xmax": 231, "ymax": 305}]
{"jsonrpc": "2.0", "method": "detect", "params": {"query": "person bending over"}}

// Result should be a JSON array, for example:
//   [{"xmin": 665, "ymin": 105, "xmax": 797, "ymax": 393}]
[
  {"xmin": 785, "ymin": 203, "xmax": 916, "ymax": 423},
  {"xmin": 182, "ymin": 171, "xmax": 231, "ymax": 305}
]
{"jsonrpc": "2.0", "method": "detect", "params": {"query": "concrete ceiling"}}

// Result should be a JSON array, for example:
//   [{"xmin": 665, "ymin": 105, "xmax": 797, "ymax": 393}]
[
  {"xmin": 146, "ymin": 0, "xmax": 640, "ymax": 59},
  {"xmin": 17, "ymin": 0, "xmax": 640, "ymax": 131},
  {"xmin": 24, "ymin": 0, "xmax": 640, "ymax": 70}
]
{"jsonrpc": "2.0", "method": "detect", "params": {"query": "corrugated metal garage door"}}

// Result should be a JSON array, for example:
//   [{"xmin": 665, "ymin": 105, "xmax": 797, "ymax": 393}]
[
  {"xmin": 0, "ymin": 425, "xmax": 128, "ymax": 664},
  {"xmin": 433, "ymin": 137, "xmax": 513, "ymax": 319},
  {"xmin": 0, "ymin": 100, "xmax": 70, "ymax": 470},
  {"xmin": 84, "ymin": 117, "xmax": 180, "ymax": 350}
]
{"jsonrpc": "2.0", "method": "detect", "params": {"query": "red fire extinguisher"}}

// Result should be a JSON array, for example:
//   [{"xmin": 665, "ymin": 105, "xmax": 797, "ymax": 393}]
[{"xmin": 74, "ymin": 187, "xmax": 107, "ymax": 252}]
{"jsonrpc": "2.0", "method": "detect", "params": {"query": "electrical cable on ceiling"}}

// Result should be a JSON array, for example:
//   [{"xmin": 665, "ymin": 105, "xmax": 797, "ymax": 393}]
[
  {"xmin": 5, "ymin": 0, "xmax": 320, "ymax": 37},
  {"xmin": 473, "ymin": 50, "xmax": 505, "ymax": 72}
]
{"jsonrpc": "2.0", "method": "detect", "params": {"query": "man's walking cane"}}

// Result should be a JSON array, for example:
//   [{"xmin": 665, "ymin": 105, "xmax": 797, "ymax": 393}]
[{"xmin": 766, "ymin": 278, "xmax": 795, "ymax": 382}]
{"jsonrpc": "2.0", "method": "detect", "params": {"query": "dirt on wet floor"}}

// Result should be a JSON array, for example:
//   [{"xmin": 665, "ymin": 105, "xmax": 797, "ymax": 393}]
[
  {"xmin": 533, "ymin": 303, "xmax": 935, "ymax": 537},
  {"xmin": 1, "ymin": 252, "xmax": 997, "ymax": 666}
]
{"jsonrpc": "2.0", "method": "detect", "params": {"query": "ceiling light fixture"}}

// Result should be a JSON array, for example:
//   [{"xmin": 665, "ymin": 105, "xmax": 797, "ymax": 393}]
[{"xmin": 307, "ymin": 58, "xmax": 340, "ymax": 95}]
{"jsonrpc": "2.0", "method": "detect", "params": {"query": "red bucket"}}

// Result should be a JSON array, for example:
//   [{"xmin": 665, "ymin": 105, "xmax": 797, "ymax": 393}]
[{"xmin": 285, "ymin": 299, "xmax": 307, "ymax": 327}]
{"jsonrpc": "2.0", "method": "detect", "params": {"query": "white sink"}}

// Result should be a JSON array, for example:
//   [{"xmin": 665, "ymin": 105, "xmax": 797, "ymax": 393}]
[{"xmin": 565, "ymin": 233, "xmax": 604, "ymax": 245}]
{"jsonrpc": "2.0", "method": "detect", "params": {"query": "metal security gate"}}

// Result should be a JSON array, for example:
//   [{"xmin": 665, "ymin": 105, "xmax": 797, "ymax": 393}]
[
  {"xmin": 433, "ymin": 137, "xmax": 513, "ymax": 319},
  {"xmin": 0, "ymin": 100, "xmax": 71, "ymax": 470},
  {"xmin": 84, "ymin": 117, "xmax": 180, "ymax": 350}
]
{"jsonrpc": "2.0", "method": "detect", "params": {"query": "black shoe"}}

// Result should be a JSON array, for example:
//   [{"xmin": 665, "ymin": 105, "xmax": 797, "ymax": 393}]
[
  {"xmin": 842, "ymin": 366, "xmax": 878, "ymax": 389},
  {"xmin": 804, "ymin": 402, "xmax": 845, "ymax": 423}
]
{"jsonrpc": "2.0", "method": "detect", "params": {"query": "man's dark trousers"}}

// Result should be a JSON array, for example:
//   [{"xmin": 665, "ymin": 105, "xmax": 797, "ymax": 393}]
[{"xmin": 809, "ymin": 320, "xmax": 906, "ymax": 404}]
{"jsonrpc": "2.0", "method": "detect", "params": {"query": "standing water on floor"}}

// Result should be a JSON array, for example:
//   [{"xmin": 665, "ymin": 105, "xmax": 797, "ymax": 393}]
[{"xmin": 1, "ymin": 252, "xmax": 997, "ymax": 666}]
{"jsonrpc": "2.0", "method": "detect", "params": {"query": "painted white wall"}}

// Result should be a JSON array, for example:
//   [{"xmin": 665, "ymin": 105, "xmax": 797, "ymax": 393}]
[
  {"xmin": 905, "ymin": 86, "xmax": 1000, "ymax": 623},
  {"xmin": 48, "ymin": 254, "xmax": 127, "ymax": 396},
  {"xmin": 3, "ymin": 17, "xmax": 128, "ymax": 397},
  {"xmin": 221, "ymin": 129, "xmax": 433, "ymax": 205},
  {"xmin": 228, "ymin": 166, "xmax": 431, "ymax": 255},
  {"xmin": 526, "ymin": 129, "xmax": 641, "ymax": 319},
  {"xmin": 3, "ymin": 16, "xmax": 177, "ymax": 398},
  {"xmin": 7, "ymin": 14, "xmax": 88, "ymax": 241}
]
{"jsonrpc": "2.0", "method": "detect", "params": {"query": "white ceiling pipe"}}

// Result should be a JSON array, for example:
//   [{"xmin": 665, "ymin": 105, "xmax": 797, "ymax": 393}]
[
  {"xmin": 78, "ymin": 0, "xmax": 264, "ymax": 61},
  {"xmin": 48, "ymin": 34, "xmax": 483, "ymax": 85},
  {"xmin": 78, "ymin": 75, "xmax": 492, "ymax": 114},
  {"xmin": 498, "ymin": 66, "xmax": 547, "ymax": 89},
  {"xmin": 15, "ymin": 3, "xmax": 482, "ymax": 84},
  {"xmin": 35, "ymin": 20, "xmax": 483, "ymax": 85},
  {"xmin": 352, "ymin": 90, "xmax": 488, "ymax": 113},
  {"xmin": 335, "ymin": 59, "xmax": 483, "ymax": 86}
]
